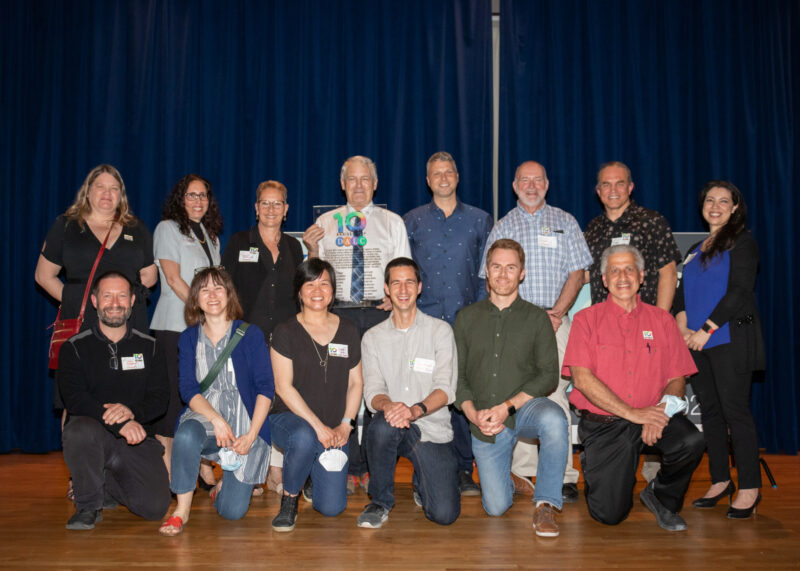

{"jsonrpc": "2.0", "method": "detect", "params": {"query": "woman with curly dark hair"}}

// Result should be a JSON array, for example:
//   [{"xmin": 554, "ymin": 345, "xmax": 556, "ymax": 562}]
[
  {"xmin": 674, "ymin": 180, "xmax": 765, "ymax": 519},
  {"xmin": 151, "ymin": 174, "xmax": 223, "ymax": 480}
]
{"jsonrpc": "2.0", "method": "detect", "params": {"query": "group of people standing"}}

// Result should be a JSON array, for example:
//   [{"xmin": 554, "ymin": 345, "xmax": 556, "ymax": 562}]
[{"xmin": 36, "ymin": 153, "xmax": 764, "ymax": 538}]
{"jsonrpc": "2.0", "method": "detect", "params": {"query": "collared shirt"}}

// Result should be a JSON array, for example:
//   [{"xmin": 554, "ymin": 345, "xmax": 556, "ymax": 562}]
[
  {"xmin": 454, "ymin": 296, "xmax": 558, "ymax": 442},
  {"xmin": 584, "ymin": 200, "xmax": 682, "ymax": 305},
  {"xmin": 362, "ymin": 310, "xmax": 457, "ymax": 443},
  {"xmin": 404, "ymin": 200, "xmax": 493, "ymax": 325},
  {"xmin": 316, "ymin": 202, "xmax": 411, "ymax": 302},
  {"xmin": 563, "ymin": 296, "xmax": 697, "ymax": 416},
  {"xmin": 480, "ymin": 202, "xmax": 592, "ymax": 308}
]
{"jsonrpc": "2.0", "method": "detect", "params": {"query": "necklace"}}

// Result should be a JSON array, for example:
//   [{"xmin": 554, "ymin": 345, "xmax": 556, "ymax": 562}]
[
  {"xmin": 299, "ymin": 315, "xmax": 331, "ymax": 381},
  {"xmin": 190, "ymin": 223, "xmax": 207, "ymax": 244}
]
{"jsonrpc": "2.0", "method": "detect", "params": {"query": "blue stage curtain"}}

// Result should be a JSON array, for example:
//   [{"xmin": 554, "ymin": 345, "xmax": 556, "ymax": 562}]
[
  {"xmin": 1, "ymin": 0, "xmax": 492, "ymax": 452},
  {"xmin": 499, "ymin": 0, "xmax": 799, "ymax": 453}
]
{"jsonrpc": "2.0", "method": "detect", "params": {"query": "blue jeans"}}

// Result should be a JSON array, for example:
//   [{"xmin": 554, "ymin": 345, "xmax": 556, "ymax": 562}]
[
  {"xmin": 471, "ymin": 397, "xmax": 568, "ymax": 516},
  {"xmin": 365, "ymin": 412, "xmax": 460, "ymax": 525},
  {"xmin": 269, "ymin": 412, "xmax": 349, "ymax": 517},
  {"xmin": 171, "ymin": 419, "xmax": 255, "ymax": 520}
]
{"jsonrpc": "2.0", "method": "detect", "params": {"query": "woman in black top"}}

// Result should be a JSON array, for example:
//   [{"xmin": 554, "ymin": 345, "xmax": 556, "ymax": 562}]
[
  {"xmin": 268, "ymin": 259, "xmax": 363, "ymax": 532},
  {"xmin": 36, "ymin": 164, "xmax": 157, "ymax": 336},
  {"xmin": 222, "ymin": 180, "xmax": 303, "ymax": 343}
]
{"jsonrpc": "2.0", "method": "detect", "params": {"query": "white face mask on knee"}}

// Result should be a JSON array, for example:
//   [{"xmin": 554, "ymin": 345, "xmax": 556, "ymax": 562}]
[
  {"xmin": 318, "ymin": 448, "xmax": 348, "ymax": 472},
  {"xmin": 218, "ymin": 447, "xmax": 243, "ymax": 471}
]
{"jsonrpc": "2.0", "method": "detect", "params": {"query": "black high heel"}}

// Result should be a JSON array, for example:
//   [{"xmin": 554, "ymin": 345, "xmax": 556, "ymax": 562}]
[
  {"xmin": 726, "ymin": 492, "xmax": 762, "ymax": 519},
  {"xmin": 692, "ymin": 481, "xmax": 735, "ymax": 508}
]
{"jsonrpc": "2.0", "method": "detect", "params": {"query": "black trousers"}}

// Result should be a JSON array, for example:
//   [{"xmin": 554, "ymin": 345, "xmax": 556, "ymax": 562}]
[
  {"xmin": 334, "ymin": 306, "xmax": 390, "ymax": 477},
  {"xmin": 691, "ymin": 343, "xmax": 762, "ymax": 489},
  {"xmin": 62, "ymin": 416, "xmax": 170, "ymax": 520},
  {"xmin": 579, "ymin": 414, "xmax": 704, "ymax": 525}
]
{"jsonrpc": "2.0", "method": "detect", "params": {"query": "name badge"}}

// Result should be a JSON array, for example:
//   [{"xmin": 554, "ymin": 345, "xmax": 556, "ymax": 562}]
[
  {"xmin": 123, "ymin": 234, "xmax": 133, "ymax": 241},
  {"xmin": 239, "ymin": 248, "xmax": 259, "ymax": 262},
  {"xmin": 538, "ymin": 235, "xmax": 557, "ymax": 248},
  {"xmin": 611, "ymin": 233, "xmax": 631, "ymax": 246},
  {"xmin": 683, "ymin": 252, "xmax": 697, "ymax": 266},
  {"xmin": 411, "ymin": 357, "xmax": 435, "ymax": 374},
  {"xmin": 642, "ymin": 331, "xmax": 654, "ymax": 340},
  {"xmin": 121, "ymin": 354, "xmax": 145, "ymax": 370},
  {"xmin": 328, "ymin": 343, "xmax": 349, "ymax": 358}
]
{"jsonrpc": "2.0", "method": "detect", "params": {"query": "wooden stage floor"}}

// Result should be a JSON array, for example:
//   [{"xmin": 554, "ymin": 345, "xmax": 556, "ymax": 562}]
[{"xmin": 1, "ymin": 452, "xmax": 798, "ymax": 569}]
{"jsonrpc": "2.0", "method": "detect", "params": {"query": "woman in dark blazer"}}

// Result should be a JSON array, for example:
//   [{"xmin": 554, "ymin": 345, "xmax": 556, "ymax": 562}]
[{"xmin": 675, "ymin": 180, "xmax": 765, "ymax": 519}]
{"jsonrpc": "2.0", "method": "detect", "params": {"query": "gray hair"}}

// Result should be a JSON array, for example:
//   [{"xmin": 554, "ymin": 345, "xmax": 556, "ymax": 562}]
[
  {"xmin": 426, "ymin": 151, "xmax": 458, "ymax": 174},
  {"xmin": 340, "ymin": 155, "xmax": 378, "ymax": 182},
  {"xmin": 597, "ymin": 161, "xmax": 633, "ymax": 185},
  {"xmin": 600, "ymin": 245, "xmax": 645, "ymax": 274}
]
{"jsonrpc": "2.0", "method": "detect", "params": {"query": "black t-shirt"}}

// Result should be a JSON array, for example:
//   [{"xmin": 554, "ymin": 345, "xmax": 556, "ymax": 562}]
[
  {"xmin": 42, "ymin": 215, "xmax": 154, "ymax": 332},
  {"xmin": 270, "ymin": 315, "xmax": 360, "ymax": 427},
  {"xmin": 222, "ymin": 227, "xmax": 303, "ymax": 342}
]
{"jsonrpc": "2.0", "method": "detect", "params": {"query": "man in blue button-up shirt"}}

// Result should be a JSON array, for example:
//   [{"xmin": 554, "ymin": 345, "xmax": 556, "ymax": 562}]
[{"xmin": 404, "ymin": 151, "xmax": 493, "ymax": 496}]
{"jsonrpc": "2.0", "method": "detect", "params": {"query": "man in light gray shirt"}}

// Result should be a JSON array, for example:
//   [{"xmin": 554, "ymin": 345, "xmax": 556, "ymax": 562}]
[{"xmin": 356, "ymin": 257, "xmax": 460, "ymax": 528}]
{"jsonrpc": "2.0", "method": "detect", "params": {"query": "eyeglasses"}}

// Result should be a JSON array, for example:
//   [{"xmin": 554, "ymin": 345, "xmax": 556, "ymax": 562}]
[
  {"xmin": 258, "ymin": 200, "xmax": 286, "ymax": 209},
  {"xmin": 194, "ymin": 265, "xmax": 226, "ymax": 275},
  {"xmin": 108, "ymin": 343, "xmax": 119, "ymax": 371},
  {"xmin": 186, "ymin": 192, "xmax": 209, "ymax": 202}
]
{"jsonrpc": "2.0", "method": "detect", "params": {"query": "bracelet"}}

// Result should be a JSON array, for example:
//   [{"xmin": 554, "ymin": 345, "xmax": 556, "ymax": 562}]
[{"xmin": 341, "ymin": 417, "xmax": 356, "ymax": 429}]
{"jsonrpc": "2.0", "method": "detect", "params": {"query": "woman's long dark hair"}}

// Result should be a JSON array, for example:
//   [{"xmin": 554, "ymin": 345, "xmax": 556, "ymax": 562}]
[
  {"xmin": 699, "ymin": 180, "xmax": 747, "ymax": 265},
  {"xmin": 161, "ymin": 174, "xmax": 223, "ymax": 243}
]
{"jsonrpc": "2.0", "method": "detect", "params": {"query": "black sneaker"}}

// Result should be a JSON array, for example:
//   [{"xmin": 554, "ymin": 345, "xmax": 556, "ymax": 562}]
[
  {"xmin": 272, "ymin": 494, "xmax": 299, "ymax": 532},
  {"xmin": 302, "ymin": 477, "xmax": 313, "ymax": 503},
  {"xmin": 66, "ymin": 509, "xmax": 102, "ymax": 530},
  {"xmin": 357, "ymin": 503, "xmax": 389, "ymax": 528},
  {"xmin": 562, "ymin": 483, "xmax": 579, "ymax": 503},
  {"xmin": 458, "ymin": 471, "xmax": 481, "ymax": 496}
]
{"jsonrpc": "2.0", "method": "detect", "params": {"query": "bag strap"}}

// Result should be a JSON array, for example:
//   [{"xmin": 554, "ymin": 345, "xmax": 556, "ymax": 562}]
[
  {"xmin": 198, "ymin": 323, "xmax": 250, "ymax": 394},
  {"xmin": 77, "ymin": 224, "xmax": 114, "ymax": 320}
]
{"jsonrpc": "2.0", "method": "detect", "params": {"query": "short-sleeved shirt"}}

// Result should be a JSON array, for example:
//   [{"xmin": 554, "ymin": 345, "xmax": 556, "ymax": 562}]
[
  {"xmin": 584, "ymin": 201, "xmax": 682, "ymax": 305},
  {"xmin": 454, "ymin": 296, "xmax": 559, "ymax": 442},
  {"xmin": 403, "ymin": 200, "xmax": 493, "ymax": 325},
  {"xmin": 564, "ymin": 297, "xmax": 697, "ymax": 416},
  {"xmin": 480, "ymin": 203, "xmax": 592, "ymax": 308},
  {"xmin": 316, "ymin": 202, "xmax": 411, "ymax": 302},
  {"xmin": 42, "ymin": 215, "xmax": 154, "ymax": 332},
  {"xmin": 270, "ymin": 316, "xmax": 361, "ymax": 427},
  {"xmin": 151, "ymin": 219, "xmax": 221, "ymax": 332},
  {"xmin": 222, "ymin": 228, "xmax": 303, "ymax": 342}
]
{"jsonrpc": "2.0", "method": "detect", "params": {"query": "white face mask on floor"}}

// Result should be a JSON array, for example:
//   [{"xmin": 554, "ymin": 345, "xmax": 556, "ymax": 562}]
[{"xmin": 318, "ymin": 448, "xmax": 348, "ymax": 472}]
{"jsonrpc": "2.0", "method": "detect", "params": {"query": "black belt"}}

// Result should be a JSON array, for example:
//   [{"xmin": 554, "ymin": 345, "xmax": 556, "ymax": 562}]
[
  {"xmin": 579, "ymin": 410, "xmax": 622, "ymax": 424},
  {"xmin": 334, "ymin": 300, "xmax": 383, "ymax": 309}
]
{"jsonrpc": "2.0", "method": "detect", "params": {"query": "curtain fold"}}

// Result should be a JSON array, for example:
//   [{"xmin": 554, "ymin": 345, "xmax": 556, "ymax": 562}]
[
  {"xmin": 499, "ymin": 0, "xmax": 799, "ymax": 453},
  {"xmin": 1, "ymin": 0, "xmax": 492, "ymax": 452}
]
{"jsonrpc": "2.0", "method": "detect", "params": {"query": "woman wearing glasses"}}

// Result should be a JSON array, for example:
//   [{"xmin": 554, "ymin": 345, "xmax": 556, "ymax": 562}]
[
  {"xmin": 151, "ymin": 174, "xmax": 223, "ymax": 481},
  {"xmin": 222, "ymin": 180, "xmax": 303, "ymax": 494}
]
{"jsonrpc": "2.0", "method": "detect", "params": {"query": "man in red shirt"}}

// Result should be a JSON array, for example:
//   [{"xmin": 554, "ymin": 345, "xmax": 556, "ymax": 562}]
[{"xmin": 563, "ymin": 245, "xmax": 704, "ymax": 531}]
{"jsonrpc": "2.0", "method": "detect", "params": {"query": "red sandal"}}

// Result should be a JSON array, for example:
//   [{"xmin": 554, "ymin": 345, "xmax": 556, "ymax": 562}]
[{"xmin": 158, "ymin": 515, "xmax": 184, "ymax": 536}]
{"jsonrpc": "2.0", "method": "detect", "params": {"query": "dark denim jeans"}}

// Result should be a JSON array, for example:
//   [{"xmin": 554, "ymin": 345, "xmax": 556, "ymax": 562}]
[
  {"xmin": 365, "ymin": 412, "xmax": 460, "ymax": 525},
  {"xmin": 269, "ymin": 412, "xmax": 349, "ymax": 517}
]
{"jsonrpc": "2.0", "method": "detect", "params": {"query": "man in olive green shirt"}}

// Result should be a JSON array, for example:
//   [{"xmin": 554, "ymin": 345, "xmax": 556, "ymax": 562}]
[{"xmin": 454, "ymin": 239, "xmax": 568, "ymax": 537}]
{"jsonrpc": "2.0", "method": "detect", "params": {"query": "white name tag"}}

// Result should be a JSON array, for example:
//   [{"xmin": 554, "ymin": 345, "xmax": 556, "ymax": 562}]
[
  {"xmin": 611, "ymin": 233, "xmax": 631, "ymax": 246},
  {"xmin": 123, "ymin": 234, "xmax": 133, "ymax": 241},
  {"xmin": 328, "ymin": 343, "xmax": 349, "ymax": 358},
  {"xmin": 121, "ymin": 354, "xmax": 145, "ymax": 370},
  {"xmin": 683, "ymin": 252, "xmax": 697, "ymax": 265},
  {"xmin": 538, "ymin": 235, "xmax": 557, "ymax": 249},
  {"xmin": 411, "ymin": 357, "xmax": 435, "ymax": 374},
  {"xmin": 239, "ymin": 248, "xmax": 259, "ymax": 262}
]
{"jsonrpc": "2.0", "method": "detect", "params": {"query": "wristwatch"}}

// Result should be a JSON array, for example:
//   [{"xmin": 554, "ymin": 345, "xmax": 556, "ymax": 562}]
[
  {"xmin": 413, "ymin": 402, "xmax": 428, "ymax": 416},
  {"xmin": 504, "ymin": 399, "xmax": 516, "ymax": 416},
  {"xmin": 342, "ymin": 417, "xmax": 356, "ymax": 429},
  {"xmin": 701, "ymin": 322, "xmax": 716, "ymax": 335}
]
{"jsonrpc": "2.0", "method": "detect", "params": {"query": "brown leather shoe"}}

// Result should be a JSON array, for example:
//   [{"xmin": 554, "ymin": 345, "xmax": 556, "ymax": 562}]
[
  {"xmin": 511, "ymin": 472, "xmax": 535, "ymax": 496},
  {"xmin": 532, "ymin": 503, "xmax": 560, "ymax": 537}
]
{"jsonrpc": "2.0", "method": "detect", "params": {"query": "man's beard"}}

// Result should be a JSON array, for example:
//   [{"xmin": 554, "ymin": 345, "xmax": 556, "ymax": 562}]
[{"xmin": 98, "ymin": 305, "xmax": 132, "ymax": 328}]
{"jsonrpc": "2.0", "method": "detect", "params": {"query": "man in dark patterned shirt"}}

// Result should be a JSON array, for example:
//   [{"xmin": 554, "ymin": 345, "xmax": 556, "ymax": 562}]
[{"xmin": 583, "ymin": 162, "xmax": 681, "ymax": 311}]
